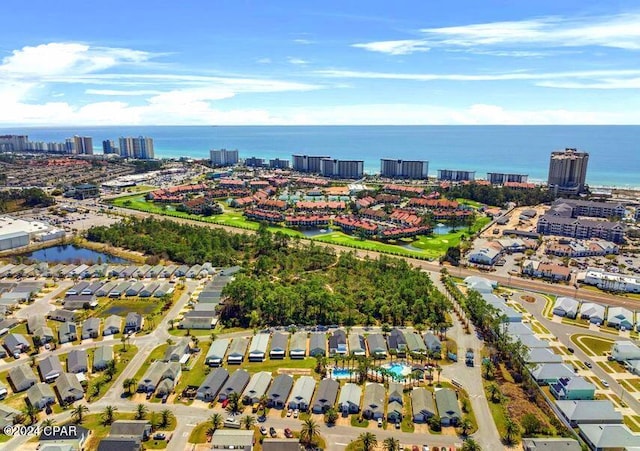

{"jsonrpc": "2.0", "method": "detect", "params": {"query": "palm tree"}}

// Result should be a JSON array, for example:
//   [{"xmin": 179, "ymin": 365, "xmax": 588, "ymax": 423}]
[
  {"xmin": 383, "ymin": 437, "xmax": 400, "ymax": 451},
  {"xmin": 241, "ymin": 415, "xmax": 256, "ymax": 430},
  {"xmin": 460, "ymin": 417, "xmax": 473, "ymax": 436},
  {"xmin": 209, "ymin": 413, "xmax": 223, "ymax": 432},
  {"xmin": 300, "ymin": 418, "xmax": 320, "ymax": 446},
  {"xmin": 482, "ymin": 359, "xmax": 495, "ymax": 380},
  {"xmin": 436, "ymin": 366, "xmax": 443, "ymax": 385},
  {"xmin": 258, "ymin": 394, "xmax": 269, "ymax": 415},
  {"xmin": 102, "ymin": 405, "xmax": 117, "ymax": 425},
  {"xmin": 22, "ymin": 402, "xmax": 39, "ymax": 425},
  {"xmin": 105, "ymin": 360, "xmax": 117, "ymax": 381},
  {"xmin": 487, "ymin": 383, "xmax": 501, "ymax": 403},
  {"xmin": 71, "ymin": 405, "xmax": 89, "ymax": 424},
  {"xmin": 504, "ymin": 416, "xmax": 520, "ymax": 445},
  {"xmin": 226, "ymin": 392, "xmax": 241, "ymax": 414},
  {"xmin": 41, "ymin": 418, "xmax": 56, "ymax": 427},
  {"xmin": 461, "ymin": 437, "xmax": 482, "ymax": 451},
  {"xmin": 358, "ymin": 432, "xmax": 378, "ymax": 451},
  {"xmin": 135, "ymin": 403, "xmax": 148, "ymax": 420},
  {"xmin": 121, "ymin": 335, "xmax": 127, "ymax": 351},
  {"xmin": 160, "ymin": 409, "xmax": 175, "ymax": 429}
]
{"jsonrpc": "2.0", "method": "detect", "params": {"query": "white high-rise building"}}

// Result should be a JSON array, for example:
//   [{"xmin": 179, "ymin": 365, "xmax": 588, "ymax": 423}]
[
  {"xmin": 118, "ymin": 136, "xmax": 154, "ymax": 159},
  {"xmin": 210, "ymin": 149, "xmax": 239, "ymax": 166}
]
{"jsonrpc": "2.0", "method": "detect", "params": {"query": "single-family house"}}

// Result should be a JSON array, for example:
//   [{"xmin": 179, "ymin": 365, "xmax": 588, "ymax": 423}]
[
  {"xmin": 424, "ymin": 333, "xmax": 442, "ymax": 355},
  {"xmin": 27, "ymin": 383, "xmax": 55, "ymax": 410},
  {"xmin": 110, "ymin": 420, "xmax": 152, "ymax": 441},
  {"xmin": 139, "ymin": 283, "xmax": 159, "ymax": 298},
  {"xmin": 578, "ymin": 424, "xmax": 640, "ymax": 451},
  {"xmin": 312, "ymin": 378, "xmax": 339, "ymax": 413},
  {"xmin": 556, "ymin": 400, "xmax": 623, "ymax": 426},
  {"xmin": 93, "ymin": 345, "xmax": 114, "ymax": 371},
  {"xmin": 55, "ymin": 372, "xmax": 84, "ymax": 403},
  {"xmin": 27, "ymin": 315, "xmax": 46, "ymax": 334},
  {"xmin": 196, "ymin": 368, "xmax": 229, "ymax": 402},
  {"xmin": 39, "ymin": 425, "xmax": 89, "ymax": 450},
  {"xmin": 125, "ymin": 282, "xmax": 144, "ymax": 297},
  {"xmin": 137, "ymin": 361, "xmax": 181, "ymax": 394},
  {"xmin": 289, "ymin": 331, "xmax": 307, "ymax": 359},
  {"xmin": 552, "ymin": 297, "xmax": 580, "ymax": 319},
  {"xmin": 33, "ymin": 326, "xmax": 55, "ymax": 345},
  {"xmin": 288, "ymin": 376, "xmax": 316, "ymax": 411},
  {"xmin": 8, "ymin": 363, "xmax": 37, "ymax": 392},
  {"xmin": 515, "ymin": 334, "xmax": 550, "ymax": 349},
  {"xmin": 338, "ymin": 383, "xmax": 362, "ymax": 414},
  {"xmin": 81, "ymin": 317, "xmax": 101, "ymax": 339},
  {"xmin": 163, "ymin": 338, "xmax": 190, "ymax": 362},
  {"xmin": 366, "ymin": 334, "xmax": 387, "ymax": 358},
  {"xmin": 58, "ymin": 322, "xmax": 77, "ymax": 344},
  {"xmin": 0, "ymin": 404, "xmax": 20, "ymax": 428},
  {"xmin": 362, "ymin": 383, "xmax": 385, "ymax": 420},
  {"xmin": 206, "ymin": 338, "xmax": 230, "ymax": 366},
  {"xmin": 611, "ymin": 341, "xmax": 640, "ymax": 362},
  {"xmin": 248, "ymin": 333, "xmax": 270, "ymax": 362},
  {"xmin": 504, "ymin": 322, "xmax": 534, "ymax": 336},
  {"xmin": 387, "ymin": 329, "xmax": 407, "ymax": 357},
  {"xmin": 404, "ymin": 331, "xmax": 427, "ymax": 354},
  {"xmin": 210, "ymin": 429, "xmax": 254, "ymax": 451},
  {"xmin": 607, "ymin": 306, "xmax": 635, "ymax": 330},
  {"xmin": 67, "ymin": 349, "xmax": 88, "ymax": 373},
  {"xmin": 4, "ymin": 333, "xmax": 29, "ymax": 354},
  {"xmin": 579, "ymin": 302, "xmax": 606, "ymax": 325},
  {"xmin": 348, "ymin": 333, "xmax": 366, "ymax": 356},
  {"xmin": 124, "ymin": 312, "xmax": 143, "ymax": 334},
  {"xmin": 522, "ymin": 439, "xmax": 581, "ymax": 451},
  {"xmin": 39, "ymin": 355, "xmax": 63, "ymax": 382},
  {"xmin": 262, "ymin": 439, "xmax": 301, "ymax": 451},
  {"xmin": 227, "ymin": 337, "xmax": 249, "ymax": 364},
  {"xmin": 329, "ymin": 329, "xmax": 347, "ymax": 356},
  {"xmin": 531, "ymin": 363, "xmax": 576, "ymax": 385},
  {"xmin": 411, "ymin": 388, "xmax": 436, "ymax": 423},
  {"xmin": 242, "ymin": 371, "xmax": 271, "ymax": 405},
  {"xmin": 550, "ymin": 377, "xmax": 596, "ymax": 400},
  {"xmin": 108, "ymin": 282, "xmax": 131, "ymax": 298},
  {"xmin": 387, "ymin": 382, "xmax": 404, "ymax": 423},
  {"xmin": 435, "ymin": 388, "xmax": 461, "ymax": 426},
  {"xmin": 95, "ymin": 282, "xmax": 117, "ymax": 297},
  {"xmin": 218, "ymin": 369, "xmax": 250, "ymax": 401},
  {"xmin": 309, "ymin": 332, "xmax": 326, "ymax": 357},
  {"xmin": 267, "ymin": 374, "xmax": 293, "ymax": 409},
  {"xmin": 269, "ymin": 332, "xmax": 288, "ymax": 359},
  {"xmin": 526, "ymin": 348, "xmax": 563, "ymax": 365},
  {"xmin": 49, "ymin": 309, "xmax": 79, "ymax": 323}
]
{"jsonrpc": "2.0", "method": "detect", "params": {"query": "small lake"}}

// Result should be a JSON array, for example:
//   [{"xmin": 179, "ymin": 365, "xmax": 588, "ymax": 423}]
[
  {"xmin": 433, "ymin": 223, "xmax": 454, "ymax": 235},
  {"xmin": 24, "ymin": 245, "xmax": 130, "ymax": 264}
]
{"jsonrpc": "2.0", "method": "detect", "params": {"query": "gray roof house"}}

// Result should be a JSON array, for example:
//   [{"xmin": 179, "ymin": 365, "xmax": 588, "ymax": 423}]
[
  {"xmin": 269, "ymin": 332, "xmax": 288, "ymax": 359},
  {"xmin": 578, "ymin": 424, "xmax": 640, "ymax": 451},
  {"xmin": 526, "ymin": 348, "xmax": 563, "ymax": 365},
  {"xmin": 348, "ymin": 333, "xmax": 366, "ymax": 356},
  {"xmin": 267, "ymin": 374, "xmax": 294, "ymax": 409},
  {"xmin": 289, "ymin": 331, "xmax": 307, "ymax": 359},
  {"xmin": 64, "ymin": 294, "xmax": 98, "ymax": 310},
  {"xmin": 110, "ymin": 419, "xmax": 152, "ymax": 440},
  {"xmin": 242, "ymin": 371, "xmax": 272, "ymax": 405},
  {"xmin": 124, "ymin": 312, "xmax": 143, "ymax": 333},
  {"xmin": 55, "ymin": 372, "xmax": 84, "ymax": 404},
  {"xmin": 58, "ymin": 322, "xmax": 77, "ymax": 344},
  {"xmin": 137, "ymin": 361, "xmax": 181, "ymax": 393},
  {"xmin": 0, "ymin": 405, "xmax": 20, "ymax": 429},
  {"xmin": 95, "ymin": 281, "xmax": 117, "ymax": 297},
  {"xmin": 405, "ymin": 331, "xmax": 427, "ymax": 354},
  {"xmin": 108, "ymin": 281, "xmax": 131, "ymax": 297},
  {"xmin": 27, "ymin": 315, "xmax": 46, "ymax": 334},
  {"xmin": 196, "ymin": 368, "xmax": 229, "ymax": 402},
  {"xmin": 504, "ymin": 322, "xmax": 535, "ymax": 336},
  {"xmin": 607, "ymin": 306, "xmax": 635, "ymax": 330},
  {"xmin": 9, "ymin": 363, "xmax": 37, "ymax": 392},
  {"xmin": 552, "ymin": 297, "xmax": 580, "ymax": 319},
  {"xmin": 362, "ymin": 383, "xmax": 385, "ymax": 420},
  {"xmin": 411, "ymin": 387, "xmax": 436, "ymax": 423},
  {"xmin": 210, "ymin": 429, "xmax": 254, "ymax": 451},
  {"xmin": 139, "ymin": 283, "xmax": 159, "ymax": 298},
  {"xmin": 611, "ymin": 340, "xmax": 640, "ymax": 361},
  {"xmin": 248, "ymin": 333, "xmax": 270, "ymax": 362},
  {"xmin": 387, "ymin": 329, "xmax": 408, "ymax": 356},
  {"xmin": 125, "ymin": 282, "xmax": 144, "ymax": 297},
  {"xmin": 67, "ymin": 349, "xmax": 88, "ymax": 373},
  {"xmin": 435, "ymin": 388, "xmax": 462, "ymax": 426},
  {"xmin": 39, "ymin": 355, "xmax": 63, "ymax": 382},
  {"xmin": 555, "ymin": 400, "xmax": 623, "ymax": 426},
  {"xmin": 227, "ymin": 337, "xmax": 249, "ymax": 364},
  {"xmin": 531, "ymin": 363, "xmax": 576, "ymax": 385},
  {"xmin": 329, "ymin": 329, "xmax": 347, "ymax": 356},
  {"xmin": 516, "ymin": 334, "xmax": 550, "ymax": 349},
  {"xmin": 4, "ymin": 333, "xmax": 29, "ymax": 353},
  {"xmin": 338, "ymin": 383, "xmax": 362, "ymax": 414},
  {"xmin": 309, "ymin": 332, "xmax": 326, "ymax": 357},
  {"xmin": 311, "ymin": 378, "xmax": 339, "ymax": 413},
  {"xmin": 81, "ymin": 317, "xmax": 101, "ymax": 339},
  {"xmin": 288, "ymin": 376, "xmax": 316, "ymax": 411},
  {"xmin": 579, "ymin": 302, "xmax": 606, "ymax": 324},
  {"xmin": 522, "ymin": 438, "xmax": 581, "ymax": 451},
  {"xmin": 33, "ymin": 325, "xmax": 55, "ymax": 344},
  {"xmin": 163, "ymin": 338, "xmax": 190, "ymax": 362},
  {"xmin": 27, "ymin": 383, "xmax": 55, "ymax": 410},
  {"xmin": 366, "ymin": 334, "xmax": 387, "ymax": 358},
  {"xmin": 218, "ymin": 369, "xmax": 250, "ymax": 401},
  {"xmin": 387, "ymin": 382, "xmax": 404, "ymax": 423},
  {"xmin": 93, "ymin": 345, "xmax": 114, "ymax": 371},
  {"xmin": 82, "ymin": 281, "xmax": 104, "ymax": 295},
  {"xmin": 424, "ymin": 332, "xmax": 442, "ymax": 354},
  {"xmin": 206, "ymin": 338, "xmax": 230, "ymax": 367}
]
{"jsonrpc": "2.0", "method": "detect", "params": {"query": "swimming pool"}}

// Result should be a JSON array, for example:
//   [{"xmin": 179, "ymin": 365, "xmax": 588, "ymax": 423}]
[
  {"xmin": 331, "ymin": 368, "xmax": 356, "ymax": 380},
  {"xmin": 381, "ymin": 362, "xmax": 412, "ymax": 380}
]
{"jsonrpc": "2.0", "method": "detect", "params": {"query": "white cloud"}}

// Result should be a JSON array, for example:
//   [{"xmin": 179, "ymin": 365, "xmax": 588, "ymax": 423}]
[
  {"xmin": 352, "ymin": 39, "xmax": 430, "ymax": 55},
  {"xmin": 293, "ymin": 39, "xmax": 313, "ymax": 45},
  {"xmin": 85, "ymin": 89, "xmax": 162, "ymax": 96},
  {"xmin": 287, "ymin": 57, "xmax": 309, "ymax": 65},
  {"xmin": 536, "ymin": 78, "xmax": 640, "ymax": 89},
  {"xmin": 256, "ymin": 57, "xmax": 272, "ymax": 64},
  {"xmin": 352, "ymin": 12, "xmax": 640, "ymax": 55}
]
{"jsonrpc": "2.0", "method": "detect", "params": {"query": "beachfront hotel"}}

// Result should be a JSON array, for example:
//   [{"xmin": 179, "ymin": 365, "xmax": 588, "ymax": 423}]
[
  {"xmin": 487, "ymin": 172, "xmax": 528, "ymax": 184},
  {"xmin": 320, "ymin": 158, "xmax": 364, "ymax": 179},
  {"xmin": 72, "ymin": 136, "xmax": 93, "ymax": 155},
  {"xmin": 437, "ymin": 169, "xmax": 476, "ymax": 182},
  {"xmin": 292, "ymin": 154, "xmax": 330, "ymax": 173},
  {"xmin": 118, "ymin": 136, "xmax": 155, "ymax": 159},
  {"xmin": 547, "ymin": 148, "xmax": 589, "ymax": 195},
  {"xmin": 380, "ymin": 159, "xmax": 429, "ymax": 179},
  {"xmin": 210, "ymin": 149, "xmax": 239, "ymax": 167}
]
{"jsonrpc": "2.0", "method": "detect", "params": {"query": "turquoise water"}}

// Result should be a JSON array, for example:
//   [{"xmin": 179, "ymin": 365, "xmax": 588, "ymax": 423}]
[
  {"xmin": 5, "ymin": 125, "xmax": 640, "ymax": 187},
  {"xmin": 331, "ymin": 368, "xmax": 356, "ymax": 380},
  {"xmin": 382, "ymin": 362, "xmax": 412, "ymax": 379}
]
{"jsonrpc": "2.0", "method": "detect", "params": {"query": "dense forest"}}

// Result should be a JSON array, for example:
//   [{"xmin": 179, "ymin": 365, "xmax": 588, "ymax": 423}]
[
  {"xmin": 444, "ymin": 184, "xmax": 555, "ymax": 207},
  {"xmin": 0, "ymin": 188, "xmax": 55, "ymax": 213},
  {"xmin": 87, "ymin": 218, "xmax": 451, "ymax": 327}
]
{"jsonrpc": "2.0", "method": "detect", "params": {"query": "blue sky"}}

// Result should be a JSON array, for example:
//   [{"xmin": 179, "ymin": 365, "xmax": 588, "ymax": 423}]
[{"xmin": 1, "ymin": 0, "xmax": 640, "ymax": 125}]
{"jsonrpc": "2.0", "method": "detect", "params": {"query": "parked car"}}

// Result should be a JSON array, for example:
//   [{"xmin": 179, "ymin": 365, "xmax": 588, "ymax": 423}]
[
  {"xmin": 284, "ymin": 428, "xmax": 293, "ymax": 438},
  {"xmin": 584, "ymin": 361, "xmax": 592, "ymax": 368},
  {"xmin": 260, "ymin": 426, "xmax": 267, "ymax": 436},
  {"xmin": 269, "ymin": 427, "xmax": 277, "ymax": 437},
  {"xmin": 377, "ymin": 418, "xmax": 383, "ymax": 427},
  {"xmin": 567, "ymin": 347, "xmax": 574, "ymax": 354},
  {"xmin": 154, "ymin": 433, "xmax": 166, "ymax": 440},
  {"xmin": 286, "ymin": 409, "xmax": 292, "ymax": 417},
  {"xmin": 293, "ymin": 409, "xmax": 299, "ymax": 419}
]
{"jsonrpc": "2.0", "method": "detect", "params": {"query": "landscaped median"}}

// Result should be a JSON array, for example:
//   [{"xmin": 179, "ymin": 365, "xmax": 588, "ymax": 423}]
[{"xmin": 570, "ymin": 334, "xmax": 615, "ymax": 357}]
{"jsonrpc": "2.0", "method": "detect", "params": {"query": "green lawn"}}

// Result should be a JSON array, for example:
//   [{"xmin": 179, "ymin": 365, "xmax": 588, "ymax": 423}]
[
  {"xmin": 173, "ymin": 342, "xmax": 210, "ymax": 397},
  {"xmin": 134, "ymin": 344, "xmax": 169, "ymax": 382},
  {"xmin": 241, "ymin": 357, "xmax": 317, "ymax": 376},
  {"xmin": 624, "ymin": 416, "xmax": 640, "ymax": 433},
  {"xmin": 571, "ymin": 334, "xmax": 614, "ymax": 357},
  {"xmin": 350, "ymin": 416, "xmax": 369, "ymax": 427},
  {"xmin": 188, "ymin": 421, "xmax": 210, "ymax": 444},
  {"xmin": 88, "ymin": 345, "xmax": 138, "ymax": 402}
]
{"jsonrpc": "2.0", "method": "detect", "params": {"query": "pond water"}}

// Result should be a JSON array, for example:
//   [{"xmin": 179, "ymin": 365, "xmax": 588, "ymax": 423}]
[
  {"xmin": 24, "ymin": 245, "xmax": 130, "ymax": 264},
  {"xmin": 433, "ymin": 223, "xmax": 454, "ymax": 235},
  {"xmin": 301, "ymin": 229, "xmax": 331, "ymax": 238}
]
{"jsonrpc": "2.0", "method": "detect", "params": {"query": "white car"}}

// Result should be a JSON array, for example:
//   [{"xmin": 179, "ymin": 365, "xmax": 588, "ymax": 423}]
[{"xmin": 601, "ymin": 379, "xmax": 610, "ymax": 388}]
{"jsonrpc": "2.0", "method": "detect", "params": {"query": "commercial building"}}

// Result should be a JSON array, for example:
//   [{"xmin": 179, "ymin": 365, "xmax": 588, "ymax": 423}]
[
  {"xmin": 583, "ymin": 268, "xmax": 640, "ymax": 293},
  {"xmin": 118, "ymin": 136, "xmax": 154, "ymax": 159},
  {"xmin": 380, "ymin": 159, "xmax": 428, "ymax": 179},
  {"xmin": 547, "ymin": 148, "xmax": 589, "ymax": 195},
  {"xmin": 437, "ymin": 169, "xmax": 475, "ymax": 182},
  {"xmin": 487, "ymin": 172, "xmax": 528, "ymax": 184},
  {"xmin": 72, "ymin": 136, "xmax": 93, "ymax": 155},
  {"xmin": 244, "ymin": 157, "xmax": 265, "ymax": 167},
  {"xmin": 320, "ymin": 158, "xmax": 364, "ymax": 179},
  {"xmin": 536, "ymin": 216, "xmax": 625, "ymax": 244},
  {"xmin": 0, "ymin": 216, "xmax": 64, "ymax": 250},
  {"xmin": 210, "ymin": 149, "xmax": 239, "ymax": 167},
  {"xmin": 292, "ymin": 154, "xmax": 330, "ymax": 173}
]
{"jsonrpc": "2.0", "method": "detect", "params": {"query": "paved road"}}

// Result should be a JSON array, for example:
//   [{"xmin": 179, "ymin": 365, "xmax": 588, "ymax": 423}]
[{"xmin": 14, "ymin": 281, "xmax": 73, "ymax": 320}]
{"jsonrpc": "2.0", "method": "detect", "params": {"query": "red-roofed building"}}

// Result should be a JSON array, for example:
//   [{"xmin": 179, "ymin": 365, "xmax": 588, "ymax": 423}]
[
  {"xmin": 333, "ymin": 216, "xmax": 378, "ymax": 235},
  {"xmin": 257, "ymin": 199, "xmax": 288, "ymax": 210},
  {"xmin": 285, "ymin": 215, "xmax": 331, "ymax": 227},
  {"xmin": 382, "ymin": 184, "xmax": 425, "ymax": 196},
  {"xmin": 244, "ymin": 209, "xmax": 284, "ymax": 223}
]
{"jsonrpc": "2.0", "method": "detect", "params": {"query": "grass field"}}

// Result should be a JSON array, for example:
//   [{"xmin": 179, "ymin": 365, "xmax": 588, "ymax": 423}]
[
  {"xmin": 173, "ymin": 342, "xmax": 210, "ymax": 397},
  {"xmin": 242, "ymin": 356, "xmax": 317, "ymax": 376},
  {"xmin": 134, "ymin": 344, "xmax": 169, "ymax": 382},
  {"xmin": 188, "ymin": 421, "xmax": 210, "ymax": 444},
  {"xmin": 111, "ymin": 193, "xmax": 491, "ymax": 259},
  {"xmin": 571, "ymin": 334, "xmax": 615, "ymax": 357},
  {"xmin": 89, "ymin": 345, "xmax": 138, "ymax": 402}
]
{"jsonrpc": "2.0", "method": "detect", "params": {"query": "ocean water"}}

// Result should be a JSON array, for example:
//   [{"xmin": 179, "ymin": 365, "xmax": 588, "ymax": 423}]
[{"xmin": 3, "ymin": 125, "xmax": 639, "ymax": 187}]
